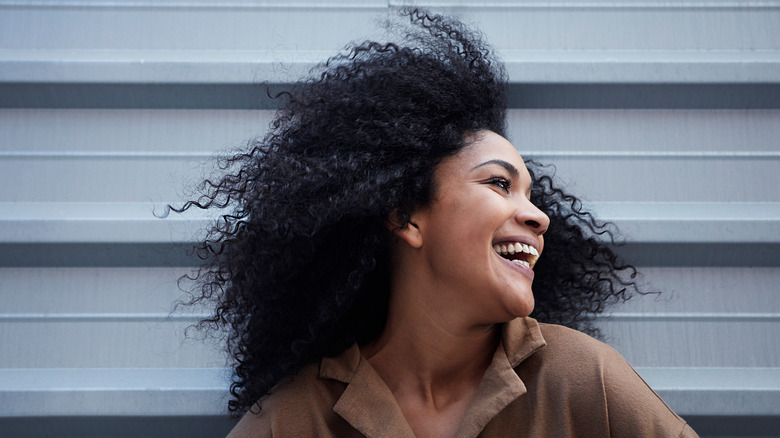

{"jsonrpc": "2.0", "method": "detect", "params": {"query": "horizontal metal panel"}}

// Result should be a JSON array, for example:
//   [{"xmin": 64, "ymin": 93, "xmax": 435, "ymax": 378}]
[
  {"xmin": 501, "ymin": 50, "xmax": 780, "ymax": 84},
  {"xmin": 0, "ymin": 366, "xmax": 777, "ymax": 418},
  {"xmin": 596, "ymin": 267, "xmax": 780, "ymax": 367},
  {"xmin": 530, "ymin": 157, "xmax": 780, "ymax": 202},
  {"xmin": 0, "ymin": 267, "xmax": 192, "ymax": 313},
  {"xmin": 5, "ymin": 0, "xmax": 780, "ymax": 8},
  {"xmin": 0, "ymin": 82, "xmax": 290, "ymax": 110},
  {"xmin": 0, "ymin": 108, "xmax": 270, "ymax": 153},
  {"xmin": 1, "ymin": 267, "xmax": 776, "ymax": 367},
  {"xmin": 5, "ymin": 0, "xmax": 780, "ymax": 7},
  {"xmin": 1, "ymin": 2, "xmax": 778, "ymax": 51},
  {"xmin": 10, "ymin": 315, "xmax": 774, "ymax": 369},
  {"xmin": 4, "ymin": 109, "xmax": 778, "ymax": 154},
  {"xmin": 2, "ymin": 202, "xmax": 777, "ymax": 244},
  {"xmin": 403, "ymin": 0, "xmax": 780, "ymax": 7},
  {"xmin": 506, "ymin": 84, "xmax": 780, "ymax": 109},
  {"xmin": 0, "ymin": 321, "xmax": 223, "ymax": 368},
  {"xmin": 588, "ymin": 202, "xmax": 780, "ymax": 243},
  {"xmin": 3, "ymin": 0, "xmax": 779, "ymax": 110},
  {"xmin": 1, "ymin": 156, "xmax": 776, "ymax": 202},
  {"xmin": 6, "ymin": 82, "xmax": 780, "ymax": 109},
  {"xmin": 2, "ymin": 203, "xmax": 778, "ymax": 266},
  {"xmin": 0, "ymin": 49, "xmax": 324, "ymax": 84},
  {"xmin": 452, "ymin": 7, "xmax": 780, "ymax": 51},
  {"xmin": 15, "ymin": 224, "xmax": 760, "ymax": 264},
  {"xmin": 0, "ymin": 7, "xmax": 384, "ymax": 51},
  {"xmin": 0, "ymin": 0, "xmax": 387, "ymax": 7},
  {"xmin": 0, "ymin": 416, "xmax": 237, "ymax": 438},
  {"xmin": 597, "ymin": 319, "xmax": 780, "ymax": 367},
  {"xmin": 0, "ymin": 202, "xmax": 214, "ymax": 243},
  {"xmin": 636, "ymin": 367, "xmax": 780, "ymax": 416},
  {"xmin": 16, "ymin": 239, "xmax": 776, "ymax": 267},
  {"xmin": 612, "ymin": 243, "xmax": 780, "ymax": 267},
  {"xmin": 12, "ymin": 414, "xmax": 774, "ymax": 438},
  {"xmin": 0, "ymin": 368, "xmax": 231, "ymax": 417},
  {"xmin": 2, "ymin": 266, "xmax": 776, "ymax": 314},
  {"xmin": 617, "ymin": 267, "xmax": 780, "ymax": 315},
  {"xmin": 0, "ymin": 243, "xmax": 196, "ymax": 267},
  {"xmin": 0, "ymin": 157, "xmax": 205, "ymax": 202},
  {"xmin": 1, "ymin": 415, "xmax": 776, "ymax": 438},
  {"xmin": 0, "ymin": 313, "xmax": 205, "ymax": 323},
  {"xmin": 508, "ymin": 109, "xmax": 780, "ymax": 153},
  {"xmin": 2, "ymin": 50, "xmax": 779, "ymax": 84}
]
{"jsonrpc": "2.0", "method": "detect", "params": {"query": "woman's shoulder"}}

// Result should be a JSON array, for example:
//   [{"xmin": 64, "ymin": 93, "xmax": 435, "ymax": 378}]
[
  {"xmin": 520, "ymin": 323, "xmax": 698, "ymax": 437},
  {"xmin": 537, "ymin": 322, "xmax": 609, "ymax": 346},
  {"xmin": 534, "ymin": 322, "xmax": 625, "ymax": 365},
  {"xmin": 527, "ymin": 322, "xmax": 645, "ymax": 391}
]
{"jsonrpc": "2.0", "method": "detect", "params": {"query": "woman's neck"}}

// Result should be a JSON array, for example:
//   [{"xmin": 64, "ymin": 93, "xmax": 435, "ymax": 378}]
[
  {"xmin": 361, "ymin": 287, "xmax": 500, "ymax": 407},
  {"xmin": 360, "ymin": 290, "xmax": 500, "ymax": 438}
]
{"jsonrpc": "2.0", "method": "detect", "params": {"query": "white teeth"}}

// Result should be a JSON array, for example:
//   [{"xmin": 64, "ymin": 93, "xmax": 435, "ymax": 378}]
[
  {"xmin": 492, "ymin": 242, "xmax": 540, "ymax": 269},
  {"xmin": 492, "ymin": 243, "xmax": 538, "ymax": 257},
  {"xmin": 512, "ymin": 259, "xmax": 531, "ymax": 268}
]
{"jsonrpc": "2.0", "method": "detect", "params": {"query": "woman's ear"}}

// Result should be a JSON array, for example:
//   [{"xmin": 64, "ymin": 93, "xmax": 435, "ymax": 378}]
[{"xmin": 386, "ymin": 209, "xmax": 424, "ymax": 249}]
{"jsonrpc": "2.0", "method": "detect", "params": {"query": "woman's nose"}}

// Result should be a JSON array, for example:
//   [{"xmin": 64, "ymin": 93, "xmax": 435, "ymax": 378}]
[{"xmin": 516, "ymin": 200, "xmax": 549, "ymax": 235}]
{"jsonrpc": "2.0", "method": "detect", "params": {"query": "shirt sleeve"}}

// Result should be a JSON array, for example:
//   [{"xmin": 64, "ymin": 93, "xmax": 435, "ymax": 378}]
[{"xmin": 600, "ymin": 348, "xmax": 700, "ymax": 438}]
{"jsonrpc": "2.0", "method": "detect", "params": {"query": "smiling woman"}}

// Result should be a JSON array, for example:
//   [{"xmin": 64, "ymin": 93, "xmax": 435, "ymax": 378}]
[
  {"xmin": 384, "ymin": 131, "xmax": 549, "ymax": 326},
  {"xmin": 171, "ymin": 8, "xmax": 698, "ymax": 437}
]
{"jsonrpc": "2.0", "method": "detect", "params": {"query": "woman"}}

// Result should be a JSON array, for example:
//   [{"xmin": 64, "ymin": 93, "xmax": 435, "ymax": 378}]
[{"xmin": 175, "ymin": 9, "xmax": 698, "ymax": 437}]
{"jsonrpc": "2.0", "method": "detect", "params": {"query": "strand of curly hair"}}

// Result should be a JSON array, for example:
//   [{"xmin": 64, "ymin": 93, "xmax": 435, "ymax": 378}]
[{"xmin": 169, "ymin": 8, "xmax": 645, "ymax": 415}]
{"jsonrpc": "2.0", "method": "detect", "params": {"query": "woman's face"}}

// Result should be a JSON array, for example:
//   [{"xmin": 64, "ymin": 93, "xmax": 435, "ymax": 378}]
[{"xmin": 402, "ymin": 130, "xmax": 549, "ymax": 325}]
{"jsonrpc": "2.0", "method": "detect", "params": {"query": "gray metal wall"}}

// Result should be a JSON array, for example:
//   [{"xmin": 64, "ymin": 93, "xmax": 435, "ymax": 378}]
[{"xmin": 1, "ymin": 1, "xmax": 778, "ymax": 436}]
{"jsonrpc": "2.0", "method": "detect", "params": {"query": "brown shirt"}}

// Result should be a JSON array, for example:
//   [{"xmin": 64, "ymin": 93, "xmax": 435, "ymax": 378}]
[{"xmin": 228, "ymin": 317, "xmax": 698, "ymax": 437}]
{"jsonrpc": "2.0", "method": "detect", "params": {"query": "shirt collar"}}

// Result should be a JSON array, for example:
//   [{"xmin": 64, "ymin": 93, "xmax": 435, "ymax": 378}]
[
  {"xmin": 319, "ymin": 317, "xmax": 547, "ymax": 438},
  {"xmin": 502, "ymin": 316, "xmax": 548, "ymax": 368},
  {"xmin": 321, "ymin": 346, "xmax": 415, "ymax": 437},
  {"xmin": 456, "ymin": 317, "xmax": 547, "ymax": 437}
]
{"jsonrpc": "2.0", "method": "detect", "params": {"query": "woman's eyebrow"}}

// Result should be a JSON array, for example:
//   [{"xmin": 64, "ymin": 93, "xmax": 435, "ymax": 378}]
[{"xmin": 471, "ymin": 159, "xmax": 520, "ymax": 178}]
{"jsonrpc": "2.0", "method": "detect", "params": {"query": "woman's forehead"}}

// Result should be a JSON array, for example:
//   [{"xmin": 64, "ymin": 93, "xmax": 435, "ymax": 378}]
[{"xmin": 452, "ymin": 131, "xmax": 528, "ymax": 174}]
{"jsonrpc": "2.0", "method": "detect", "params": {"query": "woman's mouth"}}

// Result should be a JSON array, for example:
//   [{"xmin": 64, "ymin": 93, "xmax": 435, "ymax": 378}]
[{"xmin": 492, "ymin": 242, "xmax": 539, "ymax": 269}]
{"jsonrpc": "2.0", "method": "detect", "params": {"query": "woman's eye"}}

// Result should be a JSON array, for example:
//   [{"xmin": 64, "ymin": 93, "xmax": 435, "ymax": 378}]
[{"xmin": 489, "ymin": 177, "xmax": 511, "ymax": 193}]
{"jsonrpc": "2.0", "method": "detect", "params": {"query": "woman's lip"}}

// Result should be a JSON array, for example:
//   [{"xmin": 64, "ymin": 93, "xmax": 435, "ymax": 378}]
[{"xmin": 494, "ymin": 251, "xmax": 535, "ymax": 280}]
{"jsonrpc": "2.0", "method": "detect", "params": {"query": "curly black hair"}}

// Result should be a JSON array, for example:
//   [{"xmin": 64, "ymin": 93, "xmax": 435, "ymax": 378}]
[{"xmin": 171, "ymin": 8, "xmax": 642, "ymax": 415}]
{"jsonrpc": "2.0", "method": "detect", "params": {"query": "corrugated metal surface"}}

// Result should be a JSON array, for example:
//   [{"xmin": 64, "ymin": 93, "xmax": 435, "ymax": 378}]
[{"xmin": 1, "ymin": 1, "xmax": 778, "ymax": 436}]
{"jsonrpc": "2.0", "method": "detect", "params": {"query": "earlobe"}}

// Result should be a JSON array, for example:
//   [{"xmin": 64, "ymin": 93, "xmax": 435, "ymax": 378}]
[
  {"xmin": 394, "ymin": 221, "xmax": 423, "ymax": 249},
  {"xmin": 386, "ymin": 209, "xmax": 424, "ymax": 249}
]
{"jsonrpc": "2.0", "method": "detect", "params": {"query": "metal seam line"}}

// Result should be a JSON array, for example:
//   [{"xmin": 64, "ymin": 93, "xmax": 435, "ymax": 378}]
[
  {"xmin": 2, "ymin": 312, "xmax": 778, "ymax": 322},
  {"xmin": 2, "ymin": 151, "xmax": 779, "ymax": 159}
]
